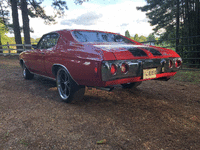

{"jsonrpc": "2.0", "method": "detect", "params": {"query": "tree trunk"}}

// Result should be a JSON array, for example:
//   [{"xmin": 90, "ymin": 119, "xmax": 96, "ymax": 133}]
[
  {"xmin": 176, "ymin": 0, "xmax": 180, "ymax": 53},
  {"xmin": 0, "ymin": 35, "xmax": 2, "ymax": 53},
  {"xmin": 10, "ymin": 0, "xmax": 23, "ymax": 53},
  {"xmin": 196, "ymin": 0, "xmax": 200, "ymax": 65},
  {"xmin": 21, "ymin": 0, "xmax": 31, "ymax": 46}
]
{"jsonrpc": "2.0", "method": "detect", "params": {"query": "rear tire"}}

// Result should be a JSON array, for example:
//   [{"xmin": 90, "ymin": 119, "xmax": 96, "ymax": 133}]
[
  {"xmin": 56, "ymin": 68, "xmax": 85, "ymax": 103},
  {"xmin": 121, "ymin": 82, "xmax": 142, "ymax": 89},
  {"xmin": 22, "ymin": 64, "xmax": 34, "ymax": 80}
]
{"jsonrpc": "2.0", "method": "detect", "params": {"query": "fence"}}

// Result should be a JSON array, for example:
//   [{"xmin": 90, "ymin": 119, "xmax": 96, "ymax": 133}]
[
  {"xmin": 0, "ymin": 43, "xmax": 33, "ymax": 56},
  {"xmin": 141, "ymin": 35, "xmax": 200, "ymax": 70},
  {"xmin": 1, "ymin": 38, "xmax": 200, "ymax": 70}
]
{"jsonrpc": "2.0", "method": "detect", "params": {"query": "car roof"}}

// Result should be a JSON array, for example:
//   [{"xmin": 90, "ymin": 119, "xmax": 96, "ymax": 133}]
[{"xmin": 52, "ymin": 29, "xmax": 119, "ymax": 35}]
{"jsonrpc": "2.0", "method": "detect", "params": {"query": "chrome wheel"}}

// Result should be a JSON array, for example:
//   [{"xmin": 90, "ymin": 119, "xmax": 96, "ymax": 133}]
[
  {"xmin": 56, "ymin": 68, "xmax": 85, "ymax": 103},
  {"xmin": 57, "ymin": 69, "xmax": 71, "ymax": 100},
  {"xmin": 22, "ymin": 64, "xmax": 34, "ymax": 80},
  {"xmin": 23, "ymin": 67, "xmax": 26, "ymax": 78}
]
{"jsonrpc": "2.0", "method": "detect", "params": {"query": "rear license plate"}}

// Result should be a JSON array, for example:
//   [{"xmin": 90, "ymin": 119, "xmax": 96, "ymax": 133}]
[{"xmin": 143, "ymin": 68, "xmax": 157, "ymax": 79}]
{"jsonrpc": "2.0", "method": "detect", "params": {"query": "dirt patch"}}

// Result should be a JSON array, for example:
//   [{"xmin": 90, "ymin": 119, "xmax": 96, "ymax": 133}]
[{"xmin": 0, "ymin": 56, "xmax": 200, "ymax": 150}]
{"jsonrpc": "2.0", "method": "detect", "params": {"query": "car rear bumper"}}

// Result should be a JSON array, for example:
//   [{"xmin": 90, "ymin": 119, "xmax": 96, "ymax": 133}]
[
  {"xmin": 99, "ymin": 58, "xmax": 181, "ymax": 87},
  {"xmin": 103, "ymin": 72, "xmax": 176, "ymax": 87},
  {"xmin": 101, "ymin": 58, "xmax": 181, "ymax": 81}
]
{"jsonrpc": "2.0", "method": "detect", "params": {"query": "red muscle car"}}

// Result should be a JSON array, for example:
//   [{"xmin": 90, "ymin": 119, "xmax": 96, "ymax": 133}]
[{"xmin": 19, "ymin": 29, "xmax": 182, "ymax": 103}]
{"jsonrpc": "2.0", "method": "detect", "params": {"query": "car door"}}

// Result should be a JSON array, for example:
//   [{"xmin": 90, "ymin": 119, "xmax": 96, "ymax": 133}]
[
  {"xmin": 44, "ymin": 33, "xmax": 60, "ymax": 77},
  {"xmin": 28, "ymin": 34, "xmax": 50, "ymax": 75}
]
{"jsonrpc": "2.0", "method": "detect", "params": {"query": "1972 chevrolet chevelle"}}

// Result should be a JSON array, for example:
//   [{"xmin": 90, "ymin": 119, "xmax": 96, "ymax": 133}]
[{"xmin": 19, "ymin": 29, "xmax": 182, "ymax": 103}]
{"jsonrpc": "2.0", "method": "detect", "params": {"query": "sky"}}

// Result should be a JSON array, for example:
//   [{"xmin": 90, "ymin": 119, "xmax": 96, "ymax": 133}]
[{"xmin": 8, "ymin": 0, "xmax": 154, "ymax": 39}]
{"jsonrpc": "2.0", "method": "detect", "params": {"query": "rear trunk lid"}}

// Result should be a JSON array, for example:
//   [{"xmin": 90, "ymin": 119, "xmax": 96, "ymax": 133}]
[{"xmin": 93, "ymin": 43, "xmax": 172, "ymax": 60}]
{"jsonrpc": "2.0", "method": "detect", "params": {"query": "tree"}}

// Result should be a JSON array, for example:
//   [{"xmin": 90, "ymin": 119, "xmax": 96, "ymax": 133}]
[
  {"xmin": 130, "ymin": 34, "xmax": 147, "ymax": 42},
  {"xmin": 133, "ymin": 34, "xmax": 139, "ymax": 42},
  {"xmin": 20, "ymin": 0, "xmax": 87, "ymax": 45},
  {"xmin": 0, "ymin": 0, "xmax": 10, "ymax": 51},
  {"xmin": 0, "ymin": 0, "xmax": 9, "ymax": 24},
  {"xmin": 125, "ymin": 30, "xmax": 130, "ymax": 38},
  {"xmin": 137, "ymin": 1, "xmax": 178, "ymax": 36},
  {"xmin": 3, "ymin": 0, "xmax": 88, "ymax": 52},
  {"xmin": 1, "ymin": 0, "xmax": 89, "ymax": 50},
  {"xmin": 0, "ymin": 22, "xmax": 8, "ymax": 51},
  {"xmin": 147, "ymin": 33, "xmax": 155, "ymax": 42},
  {"xmin": 10, "ymin": 0, "xmax": 23, "ymax": 52},
  {"xmin": 137, "ymin": 0, "xmax": 200, "ymax": 66},
  {"xmin": 19, "ymin": 0, "xmax": 68, "ymax": 46},
  {"xmin": 21, "ymin": 0, "xmax": 30, "ymax": 45},
  {"xmin": 139, "ymin": 35, "xmax": 147, "ymax": 42},
  {"xmin": 137, "ymin": 0, "xmax": 200, "ymax": 39},
  {"xmin": 175, "ymin": 0, "xmax": 180, "ymax": 52}
]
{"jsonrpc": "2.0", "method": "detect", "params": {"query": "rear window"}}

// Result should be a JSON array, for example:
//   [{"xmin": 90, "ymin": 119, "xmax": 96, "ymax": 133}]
[{"xmin": 72, "ymin": 31, "xmax": 135, "ymax": 44}]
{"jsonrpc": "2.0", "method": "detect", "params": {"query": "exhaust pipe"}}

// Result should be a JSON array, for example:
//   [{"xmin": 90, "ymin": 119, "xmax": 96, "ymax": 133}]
[
  {"xmin": 154, "ymin": 77, "xmax": 170, "ymax": 81},
  {"xmin": 95, "ymin": 87, "xmax": 114, "ymax": 91}
]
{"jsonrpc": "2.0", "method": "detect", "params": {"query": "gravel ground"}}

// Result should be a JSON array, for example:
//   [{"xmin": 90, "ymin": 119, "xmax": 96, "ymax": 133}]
[{"xmin": 0, "ymin": 56, "xmax": 200, "ymax": 150}]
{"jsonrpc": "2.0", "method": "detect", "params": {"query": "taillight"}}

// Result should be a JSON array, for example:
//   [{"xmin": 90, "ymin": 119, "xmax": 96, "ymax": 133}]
[
  {"xmin": 110, "ymin": 64, "xmax": 117, "ymax": 75},
  {"xmin": 121, "ymin": 63, "xmax": 129, "ymax": 74},
  {"xmin": 175, "ymin": 59, "xmax": 182, "ymax": 68},
  {"xmin": 94, "ymin": 67, "xmax": 98, "ymax": 73},
  {"xmin": 169, "ymin": 60, "xmax": 173, "ymax": 68}
]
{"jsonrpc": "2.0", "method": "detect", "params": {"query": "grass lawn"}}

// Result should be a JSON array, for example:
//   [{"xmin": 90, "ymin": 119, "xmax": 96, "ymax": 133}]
[{"xmin": 173, "ymin": 70, "xmax": 200, "ymax": 84}]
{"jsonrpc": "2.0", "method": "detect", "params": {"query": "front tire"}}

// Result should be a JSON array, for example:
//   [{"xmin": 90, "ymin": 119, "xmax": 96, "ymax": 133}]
[
  {"xmin": 56, "ymin": 68, "xmax": 85, "ymax": 103},
  {"xmin": 22, "ymin": 64, "xmax": 34, "ymax": 80},
  {"xmin": 121, "ymin": 82, "xmax": 142, "ymax": 89}
]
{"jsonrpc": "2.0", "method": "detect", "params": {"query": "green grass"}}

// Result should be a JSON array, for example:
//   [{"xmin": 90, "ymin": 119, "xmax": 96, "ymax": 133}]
[{"xmin": 173, "ymin": 70, "xmax": 200, "ymax": 84}]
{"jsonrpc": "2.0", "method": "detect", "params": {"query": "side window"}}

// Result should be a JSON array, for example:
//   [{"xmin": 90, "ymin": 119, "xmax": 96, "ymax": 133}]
[
  {"xmin": 37, "ymin": 33, "xmax": 59, "ymax": 49},
  {"xmin": 38, "ymin": 35, "xmax": 50, "ymax": 49},
  {"xmin": 47, "ymin": 33, "xmax": 59, "ymax": 48}
]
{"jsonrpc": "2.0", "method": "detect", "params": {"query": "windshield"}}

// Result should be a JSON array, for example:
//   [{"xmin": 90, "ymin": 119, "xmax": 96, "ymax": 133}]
[{"xmin": 72, "ymin": 31, "xmax": 135, "ymax": 44}]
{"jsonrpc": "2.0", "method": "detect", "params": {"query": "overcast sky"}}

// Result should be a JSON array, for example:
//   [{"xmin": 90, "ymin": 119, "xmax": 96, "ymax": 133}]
[{"xmin": 9, "ymin": 0, "xmax": 154, "ymax": 39}]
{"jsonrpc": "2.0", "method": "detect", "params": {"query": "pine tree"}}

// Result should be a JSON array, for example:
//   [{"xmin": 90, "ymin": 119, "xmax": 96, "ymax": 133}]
[
  {"xmin": 133, "ymin": 34, "xmax": 139, "ymax": 42},
  {"xmin": 21, "ymin": 0, "xmax": 30, "ymax": 45},
  {"xmin": 125, "ymin": 30, "xmax": 130, "ymax": 38},
  {"xmin": 137, "ymin": 0, "xmax": 200, "ymax": 66},
  {"xmin": 10, "ymin": 0, "xmax": 23, "ymax": 52},
  {"xmin": 137, "ymin": 0, "xmax": 178, "ymax": 36},
  {"xmin": 21, "ymin": 0, "xmax": 88, "ymax": 45},
  {"xmin": 7, "ymin": 0, "xmax": 88, "ymax": 52},
  {"xmin": 147, "ymin": 33, "xmax": 155, "ymax": 42}
]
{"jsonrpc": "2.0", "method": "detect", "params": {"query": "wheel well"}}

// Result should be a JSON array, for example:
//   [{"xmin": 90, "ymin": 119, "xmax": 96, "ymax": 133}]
[
  {"xmin": 52, "ymin": 65, "xmax": 61, "ymax": 77},
  {"xmin": 20, "ymin": 59, "xmax": 24, "ymax": 68},
  {"xmin": 52, "ymin": 64, "xmax": 79, "ymax": 85}
]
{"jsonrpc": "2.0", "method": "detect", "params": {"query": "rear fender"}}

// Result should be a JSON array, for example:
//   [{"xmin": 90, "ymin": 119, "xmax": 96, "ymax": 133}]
[{"xmin": 52, "ymin": 64, "xmax": 79, "ymax": 85}]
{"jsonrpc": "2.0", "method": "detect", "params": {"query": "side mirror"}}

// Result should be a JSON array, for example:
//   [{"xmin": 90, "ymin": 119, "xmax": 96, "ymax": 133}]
[{"xmin": 32, "ymin": 44, "xmax": 37, "ymax": 49}]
